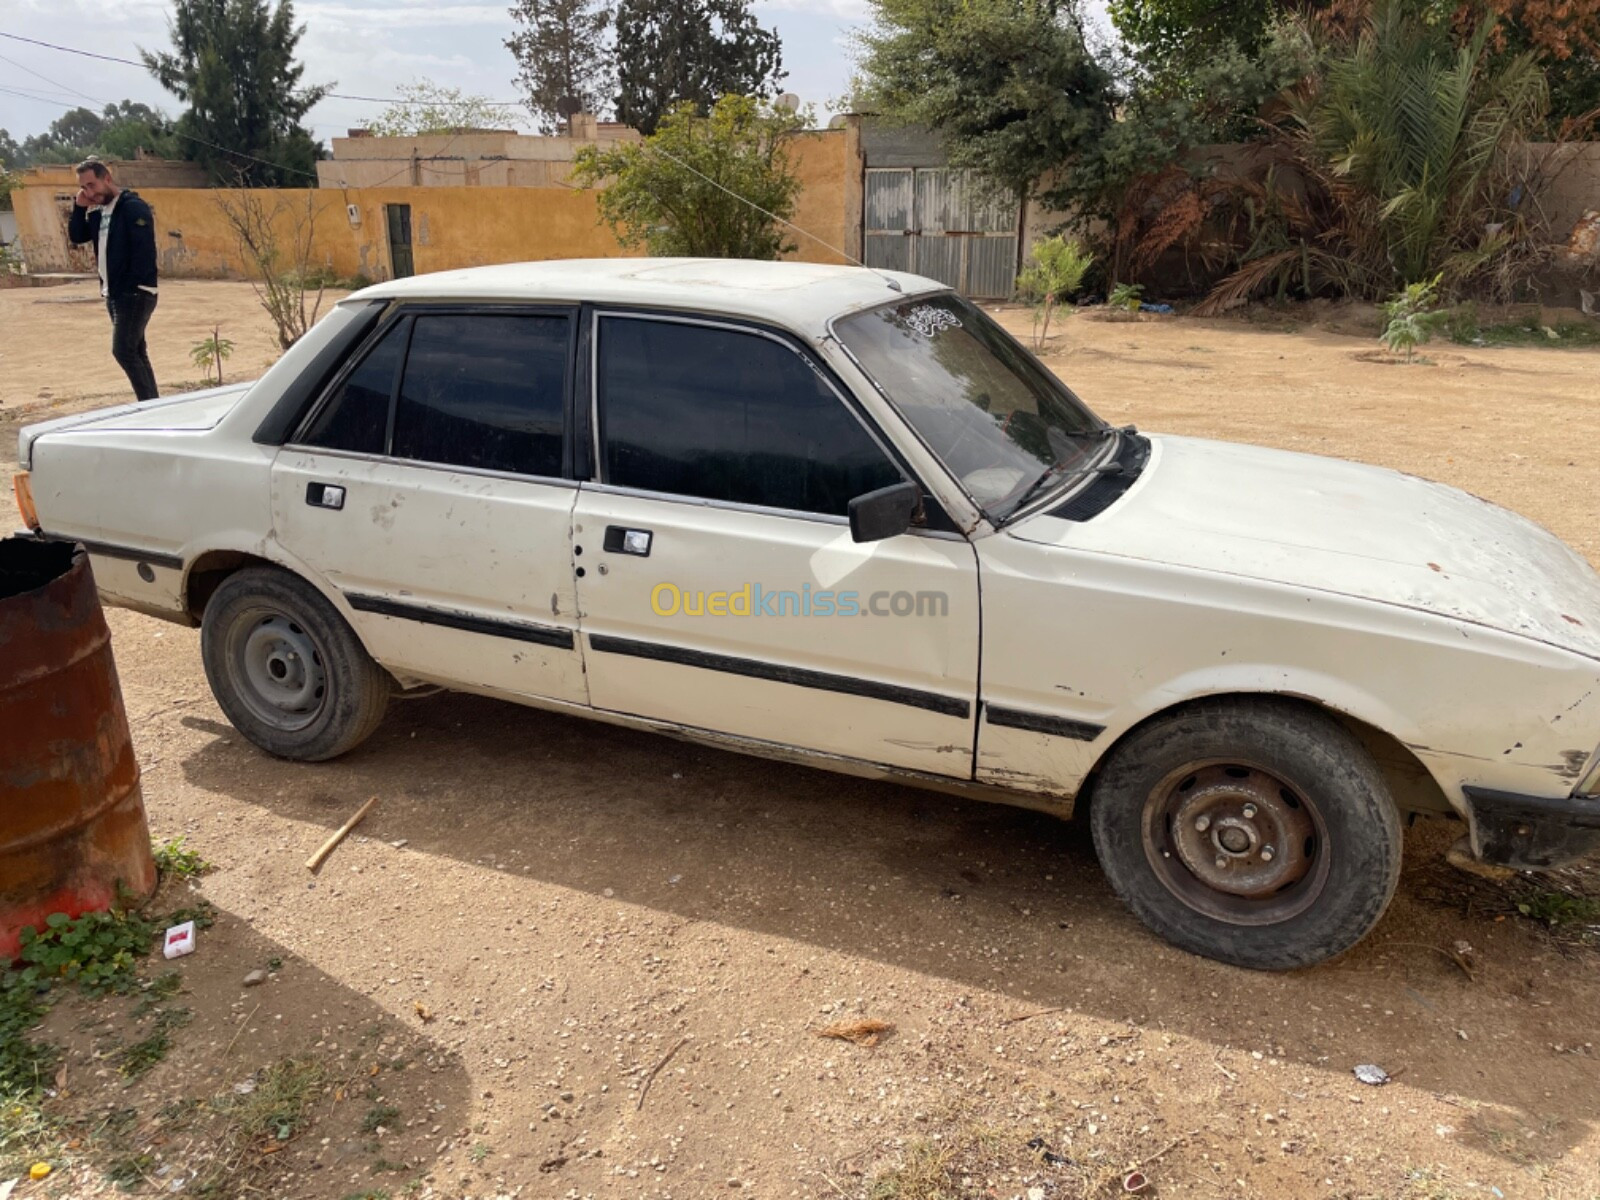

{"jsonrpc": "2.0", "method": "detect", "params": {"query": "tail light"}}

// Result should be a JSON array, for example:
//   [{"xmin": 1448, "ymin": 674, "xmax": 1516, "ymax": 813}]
[{"xmin": 12, "ymin": 472, "xmax": 40, "ymax": 532}]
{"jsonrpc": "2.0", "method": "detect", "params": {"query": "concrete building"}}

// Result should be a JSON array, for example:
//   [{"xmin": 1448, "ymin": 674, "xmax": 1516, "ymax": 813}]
[{"xmin": 316, "ymin": 116, "xmax": 641, "ymax": 190}]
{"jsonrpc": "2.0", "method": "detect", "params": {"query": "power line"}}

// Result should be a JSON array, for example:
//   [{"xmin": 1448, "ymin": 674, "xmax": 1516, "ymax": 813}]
[
  {"xmin": 0, "ymin": 51, "xmax": 105, "ymax": 104},
  {"xmin": 0, "ymin": 84, "xmax": 93, "ymax": 107},
  {"xmin": 0, "ymin": 31, "xmax": 527, "ymax": 107},
  {"xmin": 641, "ymin": 140, "xmax": 870, "ymax": 271}
]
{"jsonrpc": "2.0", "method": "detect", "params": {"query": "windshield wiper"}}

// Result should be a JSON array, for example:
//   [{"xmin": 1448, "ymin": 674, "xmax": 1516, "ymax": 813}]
[{"xmin": 1004, "ymin": 426, "xmax": 1122, "ymax": 518}]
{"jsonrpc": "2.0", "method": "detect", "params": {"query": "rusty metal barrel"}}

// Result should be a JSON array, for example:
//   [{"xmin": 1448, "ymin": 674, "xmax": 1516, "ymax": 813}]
[{"xmin": 1, "ymin": 538, "xmax": 155, "ymax": 960}]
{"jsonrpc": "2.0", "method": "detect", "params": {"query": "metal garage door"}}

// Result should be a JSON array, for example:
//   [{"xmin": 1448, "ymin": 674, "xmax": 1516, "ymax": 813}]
[{"xmin": 864, "ymin": 167, "xmax": 1019, "ymax": 299}]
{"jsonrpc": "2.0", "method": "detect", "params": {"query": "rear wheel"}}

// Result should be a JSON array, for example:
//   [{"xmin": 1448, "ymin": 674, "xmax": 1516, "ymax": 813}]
[
  {"xmin": 200, "ymin": 567, "xmax": 390, "ymax": 761},
  {"xmin": 1089, "ymin": 699, "xmax": 1401, "ymax": 970}
]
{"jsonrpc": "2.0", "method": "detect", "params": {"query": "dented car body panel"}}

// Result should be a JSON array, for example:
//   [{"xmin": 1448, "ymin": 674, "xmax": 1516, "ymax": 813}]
[{"xmin": 16, "ymin": 258, "xmax": 1600, "ymax": 872}]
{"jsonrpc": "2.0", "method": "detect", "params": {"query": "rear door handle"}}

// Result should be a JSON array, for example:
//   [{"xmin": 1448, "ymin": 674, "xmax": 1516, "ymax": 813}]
[
  {"xmin": 602, "ymin": 526, "xmax": 652, "ymax": 557},
  {"xmin": 305, "ymin": 482, "xmax": 346, "ymax": 510}
]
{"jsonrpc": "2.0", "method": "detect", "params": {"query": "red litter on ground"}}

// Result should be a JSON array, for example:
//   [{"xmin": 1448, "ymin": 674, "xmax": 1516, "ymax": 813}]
[{"xmin": 163, "ymin": 920, "xmax": 196, "ymax": 959}]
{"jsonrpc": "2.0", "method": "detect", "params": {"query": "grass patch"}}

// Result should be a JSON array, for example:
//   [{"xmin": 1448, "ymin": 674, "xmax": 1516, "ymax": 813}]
[
  {"xmin": 865, "ymin": 1107, "xmax": 1154, "ymax": 1200},
  {"xmin": 1516, "ymin": 890, "xmax": 1600, "ymax": 927},
  {"xmin": 117, "ymin": 1030, "xmax": 172, "ymax": 1078},
  {"xmin": 1451, "ymin": 319, "xmax": 1600, "ymax": 348},
  {"xmin": 131, "ymin": 973, "xmax": 185, "ymax": 1019},
  {"xmin": 227, "ymin": 1058, "xmax": 329, "ymax": 1146},
  {"xmin": 106, "ymin": 1151, "xmax": 157, "ymax": 1190},
  {"xmin": 1415, "ymin": 858, "xmax": 1600, "ymax": 950},
  {"xmin": 153, "ymin": 836, "xmax": 214, "ymax": 881},
  {"xmin": 361, "ymin": 1102, "xmax": 400, "ymax": 1134}
]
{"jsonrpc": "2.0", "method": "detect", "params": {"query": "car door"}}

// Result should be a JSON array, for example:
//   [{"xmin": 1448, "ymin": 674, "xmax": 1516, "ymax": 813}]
[
  {"xmin": 271, "ymin": 305, "xmax": 588, "ymax": 706},
  {"xmin": 570, "ymin": 310, "xmax": 980, "ymax": 777}
]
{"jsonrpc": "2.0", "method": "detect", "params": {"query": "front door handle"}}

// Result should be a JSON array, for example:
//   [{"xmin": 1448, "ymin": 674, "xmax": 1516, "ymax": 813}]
[
  {"xmin": 305, "ymin": 482, "xmax": 346, "ymax": 510},
  {"xmin": 602, "ymin": 526, "xmax": 652, "ymax": 557}
]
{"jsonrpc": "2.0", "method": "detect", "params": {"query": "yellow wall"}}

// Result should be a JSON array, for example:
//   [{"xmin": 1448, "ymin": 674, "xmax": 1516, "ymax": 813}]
[
  {"xmin": 135, "ymin": 185, "xmax": 633, "ymax": 282},
  {"xmin": 13, "ymin": 124, "xmax": 866, "ymax": 281},
  {"xmin": 783, "ymin": 126, "xmax": 863, "ymax": 266}
]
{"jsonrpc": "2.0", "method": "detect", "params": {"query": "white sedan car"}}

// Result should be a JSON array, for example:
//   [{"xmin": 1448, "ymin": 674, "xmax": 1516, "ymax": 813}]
[{"xmin": 15, "ymin": 259, "xmax": 1600, "ymax": 968}]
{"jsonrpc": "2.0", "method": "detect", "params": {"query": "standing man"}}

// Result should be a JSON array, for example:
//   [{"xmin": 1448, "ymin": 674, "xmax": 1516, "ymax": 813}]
[{"xmin": 68, "ymin": 157, "xmax": 160, "ymax": 400}]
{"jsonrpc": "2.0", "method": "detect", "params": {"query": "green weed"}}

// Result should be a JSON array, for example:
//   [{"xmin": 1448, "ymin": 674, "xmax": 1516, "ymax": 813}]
[
  {"xmin": 1517, "ymin": 891, "xmax": 1600, "ymax": 926},
  {"xmin": 153, "ymin": 836, "xmax": 214, "ymax": 880},
  {"xmin": 118, "ymin": 1030, "xmax": 172, "ymax": 1078}
]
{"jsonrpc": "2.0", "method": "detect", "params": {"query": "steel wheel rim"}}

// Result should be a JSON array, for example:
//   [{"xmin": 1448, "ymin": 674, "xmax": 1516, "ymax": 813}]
[
  {"xmin": 1140, "ymin": 759, "xmax": 1330, "ymax": 927},
  {"xmin": 225, "ymin": 604, "xmax": 328, "ymax": 732}
]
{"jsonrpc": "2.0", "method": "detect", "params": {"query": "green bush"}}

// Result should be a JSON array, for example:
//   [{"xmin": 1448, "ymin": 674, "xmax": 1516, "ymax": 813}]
[
  {"xmin": 1380, "ymin": 274, "xmax": 1448, "ymax": 362},
  {"xmin": 1016, "ymin": 234, "xmax": 1095, "ymax": 348}
]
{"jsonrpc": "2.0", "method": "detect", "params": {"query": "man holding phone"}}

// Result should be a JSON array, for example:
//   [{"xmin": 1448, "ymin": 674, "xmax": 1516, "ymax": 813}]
[{"xmin": 68, "ymin": 157, "xmax": 160, "ymax": 400}]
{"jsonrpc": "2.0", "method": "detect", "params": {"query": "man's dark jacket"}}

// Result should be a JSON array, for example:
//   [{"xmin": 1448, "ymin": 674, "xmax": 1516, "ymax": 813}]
[{"xmin": 67, "ymin": 190, "xmax": 159, "ymax": 296}]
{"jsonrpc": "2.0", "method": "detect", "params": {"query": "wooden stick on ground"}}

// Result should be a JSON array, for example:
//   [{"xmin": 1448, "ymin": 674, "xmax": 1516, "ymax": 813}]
[
  {"xmin": 305, "ymin": 796, "xmax": 380, "ymax": 871},
  {"xmin": 636, "ymin": 1036, "xmax": 690, "ymax": 1112},
  {"xmin": 225, "ymin": 1003, "xmax": 262, "ymax": 1058}
]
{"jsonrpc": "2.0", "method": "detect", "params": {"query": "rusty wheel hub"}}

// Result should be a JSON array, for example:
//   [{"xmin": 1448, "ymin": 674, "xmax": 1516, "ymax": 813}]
[{"xmin": 1143, "ymin": 762, "xmax": 1327, "ymax": 925}]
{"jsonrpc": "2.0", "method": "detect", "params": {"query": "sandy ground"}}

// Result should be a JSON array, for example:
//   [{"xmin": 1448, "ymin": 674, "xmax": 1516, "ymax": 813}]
[{"xmin": 3, "ymin": 279, "xmax": 1600, "ymax": 1200}]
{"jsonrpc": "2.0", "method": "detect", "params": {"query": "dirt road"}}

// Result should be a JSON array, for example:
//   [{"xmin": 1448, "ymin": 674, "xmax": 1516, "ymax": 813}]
[{"xmin": 3, "ymin": 279, "xmax": 1599, "ymax": 1200}]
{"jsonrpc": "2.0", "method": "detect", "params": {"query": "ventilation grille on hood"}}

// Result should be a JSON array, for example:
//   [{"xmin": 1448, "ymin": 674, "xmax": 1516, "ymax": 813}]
[{"xmin": 1049, "ymin": 432, "xmax": 1151, "ymax": 522}]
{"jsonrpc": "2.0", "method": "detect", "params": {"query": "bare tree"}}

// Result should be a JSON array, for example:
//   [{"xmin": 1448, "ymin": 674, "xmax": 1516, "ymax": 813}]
[{"xmin": 213, "ymin": 186, "xmax": 326, "ymax": 349}]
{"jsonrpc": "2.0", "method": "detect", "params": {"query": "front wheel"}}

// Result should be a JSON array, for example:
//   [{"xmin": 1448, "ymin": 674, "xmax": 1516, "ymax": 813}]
[
  {"xmin": 1089, "ymin": 700, "xmax": 1402, "ymax": 970},
  {"xmin": 200, "ymin": 567, "xmax": 390, "ymax": 761}
]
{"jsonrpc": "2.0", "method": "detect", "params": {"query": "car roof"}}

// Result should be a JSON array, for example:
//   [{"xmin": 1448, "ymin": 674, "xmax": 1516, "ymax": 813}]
[{"xmin": 350, "ymin": 258, "xmax": 944, "ymax": 336}]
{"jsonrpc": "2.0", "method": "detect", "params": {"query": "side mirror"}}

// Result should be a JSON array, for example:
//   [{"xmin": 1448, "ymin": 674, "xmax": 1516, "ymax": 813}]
[{"xmin": 848, "ymin": 480, "xmax": 920, "ymax": 543}]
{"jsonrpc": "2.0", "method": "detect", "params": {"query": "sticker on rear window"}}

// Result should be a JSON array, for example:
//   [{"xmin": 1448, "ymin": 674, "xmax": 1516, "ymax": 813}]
[{"xmin": 901, "ymin": 305, "xmax": 963, "ymax": 338}]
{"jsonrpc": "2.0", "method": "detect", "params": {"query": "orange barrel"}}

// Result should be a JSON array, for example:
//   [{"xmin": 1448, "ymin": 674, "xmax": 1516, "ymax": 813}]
[{"xmin": 1, "ymin": 538, "xmax": 155, "ymax": 960}]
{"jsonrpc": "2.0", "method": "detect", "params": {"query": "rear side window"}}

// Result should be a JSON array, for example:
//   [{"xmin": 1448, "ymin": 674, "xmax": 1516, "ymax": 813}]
[
  {"xmin": 597, "ymin": 317, "xmax": 902, "ymax": 516},
  {"xmin": 298, "ymin": 310, "xmax": 571, "ymax": 477},
  {"xmin": 391, "ymin": 313, "xmax": 569, "ymax": 477},
  {"xmin": 299, "ymin": 318, "xmax": 406, "ymax": 453}
]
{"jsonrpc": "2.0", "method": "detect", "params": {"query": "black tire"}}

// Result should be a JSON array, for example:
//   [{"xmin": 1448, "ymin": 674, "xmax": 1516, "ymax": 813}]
[
  {"xmin": 200, "ymin": 566, "xmax": 390, "ymax": 761},
  {"xmin": 1089, "ymin": 698, "xmax": 1401, "ymax": 970}
]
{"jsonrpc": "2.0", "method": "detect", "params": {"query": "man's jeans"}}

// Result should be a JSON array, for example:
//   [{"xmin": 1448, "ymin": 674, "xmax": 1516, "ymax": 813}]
[{"xmin": 107, "ymin": 292, "xmax": 159, "ymax": 401}]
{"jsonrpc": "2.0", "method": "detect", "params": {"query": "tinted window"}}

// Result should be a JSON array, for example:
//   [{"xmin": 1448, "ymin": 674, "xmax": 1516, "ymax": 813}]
[
  {"xmin": 391, "ymin": 314, "xmax": 569, "ymax": 477},
  {"xmin": 598, "ymin": 318, "xmax": 902, "ymax": 516},
  {"xmin": 300, "ymin": 317, "xmax": 407, "ymax": 453}
]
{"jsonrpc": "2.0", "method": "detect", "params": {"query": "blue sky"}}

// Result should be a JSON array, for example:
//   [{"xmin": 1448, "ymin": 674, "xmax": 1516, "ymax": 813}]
[{"xmin": 1, "ymin": 0, "xmax": 1112, "ymax": 142}]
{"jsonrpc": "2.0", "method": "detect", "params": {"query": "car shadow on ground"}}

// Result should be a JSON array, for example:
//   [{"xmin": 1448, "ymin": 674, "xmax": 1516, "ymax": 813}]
[
  {"xmin": 177, "ymin": 689, "xmax": 1600, "ymax": 1165},
  {"xmin": 31, "ymin": 892, "xmax": 474, "ymax": 1198}
]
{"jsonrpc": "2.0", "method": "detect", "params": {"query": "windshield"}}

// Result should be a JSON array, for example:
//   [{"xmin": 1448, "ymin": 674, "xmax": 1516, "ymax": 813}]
[{"xmin": 834, "ymin": 293, "xmax": 1106, "ymax": 519}]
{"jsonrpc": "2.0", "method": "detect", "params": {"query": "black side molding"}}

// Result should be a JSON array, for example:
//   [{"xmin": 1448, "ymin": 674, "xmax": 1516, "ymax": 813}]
[
  {"xmin": 587, "ymin": 633, "xmax": 971, "ymax": 718},
  {"xmin": 984, "ymin": 704, "xmax": 1103, "ymax": 742},
  {"xmin": 346, "ymin": 593, "xmax": 575, "ymax": 650},
  {"xmin": 75, "ymin": 538, "xmax": 185, "ymax": 571}
]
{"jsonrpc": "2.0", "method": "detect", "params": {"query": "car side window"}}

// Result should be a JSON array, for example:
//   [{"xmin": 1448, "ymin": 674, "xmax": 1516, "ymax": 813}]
[
  {"xmin": 299, "ymin": 317, "xmax": 407, "ymax": 454},
  {"xmin": 391, "ymin": 313, "xmax": 569, "ymax": 477},
  {"xmin": 597, "ymin": 317, "xmax": 903, "ymax": 516}
]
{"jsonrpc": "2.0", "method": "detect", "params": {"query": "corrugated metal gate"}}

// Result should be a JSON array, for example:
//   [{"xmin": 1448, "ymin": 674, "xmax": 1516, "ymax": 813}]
[{"xmin": 864, "ymin": 167, "xmax": 1019, "ymax": 299}]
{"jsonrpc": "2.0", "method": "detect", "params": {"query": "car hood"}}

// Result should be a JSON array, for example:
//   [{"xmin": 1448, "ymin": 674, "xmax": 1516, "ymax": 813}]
[
  {"xmin": 19, "ymin": 383, "xmax": 253, "ymax": 468},
  {"xmin": 1009, "ymin": 434, "xmax": 1600, "ymax": 660}
]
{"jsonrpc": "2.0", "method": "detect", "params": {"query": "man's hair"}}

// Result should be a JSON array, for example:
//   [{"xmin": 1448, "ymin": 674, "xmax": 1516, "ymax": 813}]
[{"xmin": 75, "ymin": 157, "xmax": 111, "ymax": 179}]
